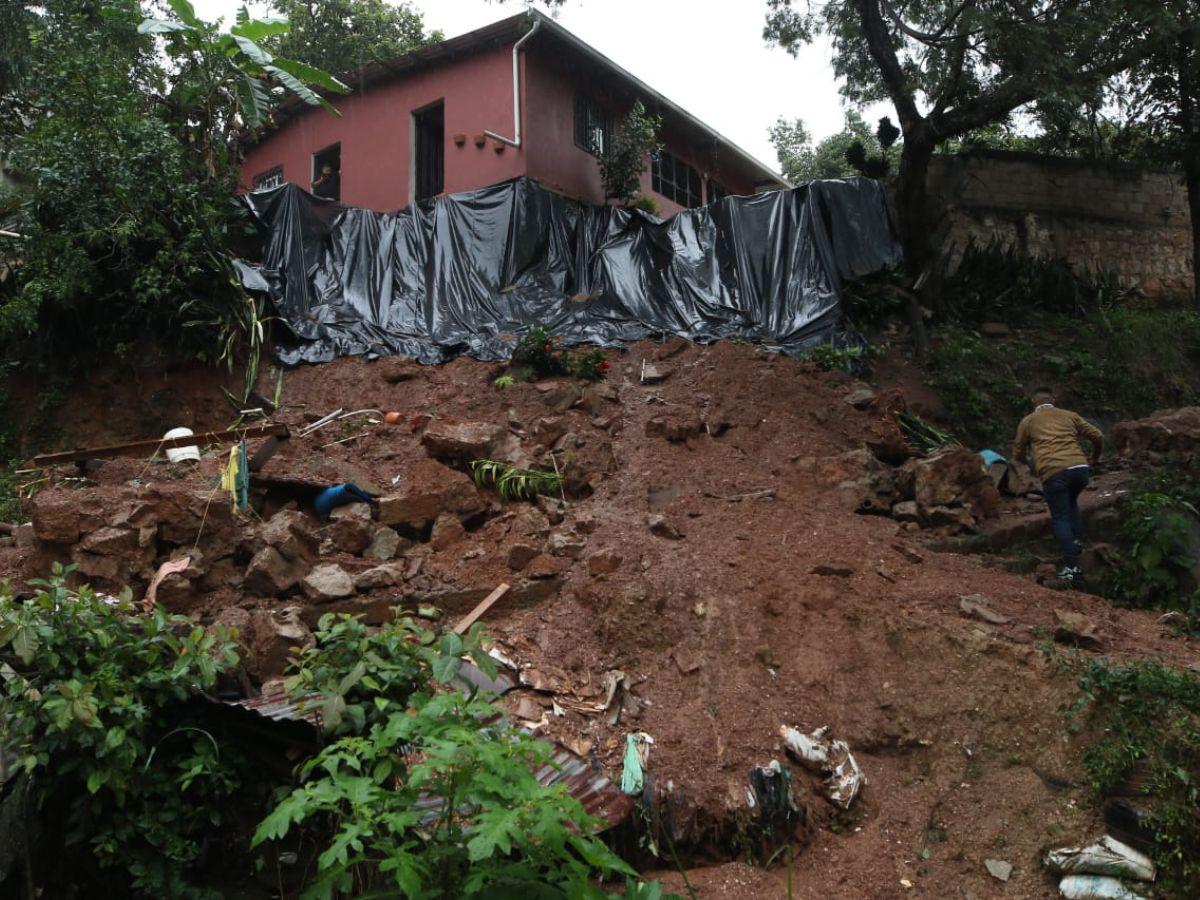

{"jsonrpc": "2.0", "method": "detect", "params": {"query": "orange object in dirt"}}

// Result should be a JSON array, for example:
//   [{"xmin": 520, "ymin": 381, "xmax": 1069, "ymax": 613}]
[{"xmin": 384, "ymin": 411, "xmax": 402, "ymax": 424}]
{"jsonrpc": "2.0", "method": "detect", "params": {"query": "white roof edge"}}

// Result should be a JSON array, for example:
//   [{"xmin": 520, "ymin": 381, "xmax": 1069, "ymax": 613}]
[{"xmin": 529, "ymin": 11, "xmax": 791, "ymax": 190}]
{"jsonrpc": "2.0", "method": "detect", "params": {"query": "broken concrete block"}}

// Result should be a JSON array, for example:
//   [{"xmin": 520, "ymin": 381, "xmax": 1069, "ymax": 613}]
[
  {"xmin": 302, "ymin": 564, "xmax": 355, "ymax": 602},
  {"xmin": 354, "ymin": 563, "xmax": 405, "ymax": 592},
  {"xmin": 245, "ymin": 546, "xmax": 310, "ymax": 596},
  {"xmin": 364, "ymin": 526, "xmax": 405, "ymax": 561}
]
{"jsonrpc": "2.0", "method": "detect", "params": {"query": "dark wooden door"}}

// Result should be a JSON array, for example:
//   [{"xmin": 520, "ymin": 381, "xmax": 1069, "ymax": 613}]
[{"xmin": 414, "ymin": 103, "xmax": 444, "ymax": 201}]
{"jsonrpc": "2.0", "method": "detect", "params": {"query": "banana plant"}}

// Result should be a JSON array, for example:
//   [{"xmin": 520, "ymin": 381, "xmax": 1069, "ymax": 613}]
[{"xmin": 139, "ymin": 0, "xmax": 347, "ymax": 132}]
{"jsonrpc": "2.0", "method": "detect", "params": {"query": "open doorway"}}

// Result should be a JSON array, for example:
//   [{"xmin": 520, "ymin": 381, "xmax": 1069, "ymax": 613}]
[
  {"xmin": 312, "ymin": 143, "xmax": 341, "ymax": 201},
  {"xmin": 412, "ymin": 102, "xmax": 444, "ymax": 202}
]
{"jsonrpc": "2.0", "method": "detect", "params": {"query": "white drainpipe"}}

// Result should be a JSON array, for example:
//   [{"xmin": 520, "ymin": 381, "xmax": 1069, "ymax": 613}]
[{"xmin": 484, "ymin": 18, "xmax": 541, "ymax": 148}]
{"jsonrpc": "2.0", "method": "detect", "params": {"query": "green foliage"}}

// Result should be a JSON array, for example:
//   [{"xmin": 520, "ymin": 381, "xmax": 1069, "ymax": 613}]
[
  {"xmin": 512, "ymin": 325, "xmax": 611, "ymax": 381},
  {"xmin": 471, "ymin": 459, "xmax": 562, "ymax": 501},
  {"xmin": 0, "ymin": 1, "xmax": 343, "ymax": 378},
  {"xmin": 0, "ymin": 564, "xmax": 253, "ymax": 897},
  {"xmin": 769, "ymin": 110, "xmax": 899, "ymax": 183},
  {"xmin": 927, "ymin": 326, "xmax": 1029, "ymax": 447},
  {"xmin": 266, "ymin": 0, "xmax": 440, "ymax": 76},
  {"xmin": 599, "ymin": 100, "xmax": 663, "ymax": 205},
  {"xmin": 632, "ymin": 194, "xmax": 660, "ymax": 215},
  {"xmin": 493, "ymin": 374, "xmax": 516, "ymax": 389},
  {"xmin": 1067, "ymin": 656, "xmax": 1200, "ymax": 893},
  {"xmin": 255, "ymin": 611, "xmax": 637, "ymax": 898},
  {"xmin": 802, "ymin": 342, "xmax": 868, "ymax": 373}
]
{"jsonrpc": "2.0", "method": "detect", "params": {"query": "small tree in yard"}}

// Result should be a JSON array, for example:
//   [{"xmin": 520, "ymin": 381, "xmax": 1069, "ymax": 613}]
[{"xmin": 598, "ymin": 100, "xmax": 662, "ymax": 206}]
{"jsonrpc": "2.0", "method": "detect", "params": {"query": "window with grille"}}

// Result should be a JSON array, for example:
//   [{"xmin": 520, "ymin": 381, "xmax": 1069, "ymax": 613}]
[
  {"xmin": 252, "ymin": 165, "xmax": 283, "ymax": 190},
  {"xmin": 651, "ymin": 151, "xmax": 702, "ymax": 208},
  {"xmin": 574, "ymin": 94, "xmax": 612, "ymax": 157}
]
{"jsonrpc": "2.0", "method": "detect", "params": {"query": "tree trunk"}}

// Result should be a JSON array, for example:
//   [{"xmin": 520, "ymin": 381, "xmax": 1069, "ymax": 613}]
[
  {"xmin": 893, "ymin": 135, "xmax": 935, "ymax": 356},
  {"xmin": 1185, "ymin": 149, "xmax": 1200, "ymax": 307}
]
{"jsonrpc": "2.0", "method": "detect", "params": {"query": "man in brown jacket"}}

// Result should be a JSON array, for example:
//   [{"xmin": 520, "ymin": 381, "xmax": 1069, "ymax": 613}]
[{"xmin": 1012, "ymin": 388, "xmax": 1104, "ymax": 580}]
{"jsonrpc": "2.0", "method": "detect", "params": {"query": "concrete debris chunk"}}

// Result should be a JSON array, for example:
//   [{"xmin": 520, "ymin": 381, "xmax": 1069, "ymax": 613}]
[
  {"xmin": 984, "ymin": 859, "xmax": 1013, "ymax": 882},
  {"xmin": 420, "ymin": 420, "xmax": 509, "ymax": 462},
  {"xmin": 779, "ymin": 724, "xmax": 864, "ymax": 809},
  {"xmin": 353, "ymin": 563, "xmax": 405, "ymax": 592},
  {"xmin": 364, "ymin": 526, "xmax": 404, "ymax": 561},
  {"xmin": 302, "ymin": 563, "xmax": 355, "ymax": 602},
  {"xmin": 647, "ymin": 514, "xmax": 683, "ymax": 540},
  {"xmin": 245, "ymin": 546, "xmax": 310, "ymax": 596},
  {"xmin": 959, "ymin": 594, "xmax": 1010, "ymax": 625}
]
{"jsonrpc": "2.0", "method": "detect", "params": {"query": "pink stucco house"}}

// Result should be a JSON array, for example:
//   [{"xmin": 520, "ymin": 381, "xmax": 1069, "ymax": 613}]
[{"xmin": 239, "ymin": 10, "xmax": 788, "ymax": 216}]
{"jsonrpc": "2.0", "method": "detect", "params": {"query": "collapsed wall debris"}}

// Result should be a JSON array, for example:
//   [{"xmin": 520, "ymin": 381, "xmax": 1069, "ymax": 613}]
[{"xmin": 241, "ymin": 176, "xmax": 901, "ymax": 365}]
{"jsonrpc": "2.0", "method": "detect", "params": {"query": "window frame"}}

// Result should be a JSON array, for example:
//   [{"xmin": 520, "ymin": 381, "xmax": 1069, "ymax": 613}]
[
  {"xmin": 651, "ymin": 150, "xmax": 703, "ymax": 208},
  {"xmin": 573, "ymin": 94, "xmax": 612, "ymax": 158},
  {"xmin": 251, "ymin": 165, "xmax": 284, "ymax": 191}
]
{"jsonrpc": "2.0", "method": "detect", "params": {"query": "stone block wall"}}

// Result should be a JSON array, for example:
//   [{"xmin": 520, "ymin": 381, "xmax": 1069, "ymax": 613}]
[{"xmin": 926, "ymin": 150, "xmax": 1194, "ymax": 300}]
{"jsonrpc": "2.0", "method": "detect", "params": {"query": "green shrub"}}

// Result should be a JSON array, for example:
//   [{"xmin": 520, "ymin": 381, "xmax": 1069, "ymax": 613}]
[
  {"xmin": 256, "ymin": 612, "xmax": 638, "ymax": 898},
  {"xmin": 1067, "ymin": 656, "xmax": 1200, "ymax": 894},
  {"xmin": 470, "ymin": 459, "xmax": 563, "ymax": 501},
  {"xmin": 511, "ymin": 325, "xmax": 610, "ymax": 381},
  {"xmin": 0, "ymin": 564, "xmax": 252, "ymax": 897}
]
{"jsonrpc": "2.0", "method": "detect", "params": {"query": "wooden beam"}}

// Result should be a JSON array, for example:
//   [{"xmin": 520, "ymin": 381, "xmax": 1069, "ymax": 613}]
[
  {"xmin": 32, "ymin": 423, "xmax": 290, "ymax": 467},
  {"xmin": 453, "ymin": 583, "xmax": 511, "ymax": 635}
]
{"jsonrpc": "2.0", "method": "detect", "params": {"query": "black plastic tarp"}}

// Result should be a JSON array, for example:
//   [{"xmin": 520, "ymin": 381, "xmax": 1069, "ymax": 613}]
[{"xmin": 242, "ymin": 176, "xmax": 900, "ymax": 366}]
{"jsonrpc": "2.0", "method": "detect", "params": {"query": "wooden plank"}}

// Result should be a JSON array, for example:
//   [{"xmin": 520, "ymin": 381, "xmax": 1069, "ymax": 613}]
[
  {"xmin": 247, "ymin": 435, "xmax": 285, "ymax": 472},
  {"xmin": 32, "ymin": 423, "xmax": 290, "ymax": 467},
  {"xmin": 453, "ymin": 583, "xmax": 511, "ymax": 635}
]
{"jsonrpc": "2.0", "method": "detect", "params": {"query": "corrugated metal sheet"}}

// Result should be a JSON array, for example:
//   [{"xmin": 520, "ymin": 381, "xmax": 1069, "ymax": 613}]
[{"xmin": 227, "ymin": 688, "xmax": 323, "ymax": 727}]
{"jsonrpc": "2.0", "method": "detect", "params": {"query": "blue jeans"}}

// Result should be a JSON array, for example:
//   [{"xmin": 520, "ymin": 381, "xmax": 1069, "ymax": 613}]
[{"xmin": 1043, "ymin": 466, "xmax": 1089, "ymax": 568}]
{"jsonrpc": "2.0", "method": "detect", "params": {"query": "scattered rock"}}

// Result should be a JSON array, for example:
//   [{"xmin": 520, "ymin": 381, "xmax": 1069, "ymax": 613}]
[
  {"xmin": 420, "ymin": 420, "xmax": 508, "ymax": 463},
  {"xmin": 250, "ymin": 606, "xmax": 314, "ymax": 676},
  {"xmin": 845, "ymin": 386, "xmax": 876, "ymax": 409},
  {"xmin": 959, "ymin": 594, "xmax": 1010, "ymax": 625},
  {"xmin": 924, "ymin": 505, "xmax": 978, "ymax": 533},
  {"xmin": 364, "ymin": 526, "xmax": 406, "ymax": 561},
  {"xmin": 542, "ymin": 383, "xmax": 583, "ymax": 413},
  {"xmin": 430, "ymin": 513, "xmax": 466, "ymax": 550},
  {"xmin": 655, "ymin": 337, "xmax": 689, "ymax": 359},
  {"xmin": 260, "ymin": 509, "xmax": 320, "ymax": 563},
  {"xmin": 984, "ymin": 859, "xmax": 1013, "ymax": 882},
  {"xmin": 672, "ymin": 649, "xmax": 702, "ymax": 674},
  {"xmin": 31, "ymin": 493, "xmax": 87, "ymax": 544},
  {"xmin": 1054, "ymin": 609, "xmax": 1103, "ymax": 648},
  {"xmin": 548, "ymin": 530, "xmax": 586, "ymax": 558},
  {"xmin": 534, "ymin": 416, "xmax": 570, "ymax": 448},
  {"xmin": 245, "ymin": 546, "xmax": 310, "ymax": 596},
  {"xmin": 914, "ymin": 448, "xmax": 1002, "ymax": 522},
  {"xmin": 302, "ymin": 564, "xmax": 355, "ymax": 602},
  {"xmin": 354, "ymin": 563, "xmax": 405, "ymax": 591},
  {"xmin": 811, "ymin": 564, "xmax": 854, "ymax": 577},
  {"xmin": 577, "ymin": 382, "xmax": 619, "ymax": 415},
  {"xmin": 507, "ymin": 543, "xmax": 540, "ymax": 571},
  {"xmin": 537, "ymin": 495, "xmax": 565, "ymax": 525},
  {"xmin": 640, "ymin": 363, "xmax": 670, "ymax": 384},
  {"xmin": 892, "ymin": 542, "xmax": 924, "ymax": 564},
  {"xmin": 528, "ymin": 554, "xmax": 560, "ymax": 579},
  {"xmin": 588, "ymin": 549, "xmax": 622, "ymax": 576},
  {"xmin": 645, "ymin": 415, "xmax": 703, "ymax": 442},
  {"xmin": 648, "ymin": 514, "xmax": 683, "ymax": 540},
  {"xmin": 327, "ymin": 505, "xmax": 373, "ymax": 555},
  {"xmin": 981, "ymin": 322, "xmax": 1011, "ymax": 337},
  {"xmin": 513, "ymin": 697, "xmax": 543, "ymax": 721},
  {"xmin": 891, "ymin": 500, "xmax": 920, "ymax": 523}
]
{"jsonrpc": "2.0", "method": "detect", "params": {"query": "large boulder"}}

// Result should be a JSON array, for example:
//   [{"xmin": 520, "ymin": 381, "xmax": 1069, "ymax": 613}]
[
  {"xmin": 245, "ymin": 546, "xmax": 310, "ymax": 596},
  {"xmin": 420, "ymin": 421, "xmax": 509, "ymax": 463},
  {"xmin": 31, "ymin": 493, "xmax": 97, "ymax": 544},
  {"xmin": 260, "ymin": 509, "xmax": 320, "ymax": 562},
  {"xmin": 377, "ymin": 459, "xmax": 486, "ymax": 533},
  {"xmin": 913, "ymin": 448, "xmax": 1001, "ymax": 521},
  {"xmin": 1113, "ymin": 407, "xmax": 1200, "ymax": 461}
]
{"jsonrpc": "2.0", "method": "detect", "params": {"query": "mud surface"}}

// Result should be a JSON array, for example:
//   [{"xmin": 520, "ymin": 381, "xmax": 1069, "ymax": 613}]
[{"xmin": 7, "ymin": 340, "xmax": 1195, "ymax": 899}]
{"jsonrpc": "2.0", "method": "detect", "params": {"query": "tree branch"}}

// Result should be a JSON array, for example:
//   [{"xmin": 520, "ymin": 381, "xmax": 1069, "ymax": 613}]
[{"xmin": 854, "ymin": 0, "xmax": 923, "ymax": 134}]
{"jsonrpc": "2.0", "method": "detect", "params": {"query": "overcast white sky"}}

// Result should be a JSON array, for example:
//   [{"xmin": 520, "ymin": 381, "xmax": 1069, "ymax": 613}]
[{"xmin": 192, "ymin": 0, "xmax": 893, "ymax": 174}]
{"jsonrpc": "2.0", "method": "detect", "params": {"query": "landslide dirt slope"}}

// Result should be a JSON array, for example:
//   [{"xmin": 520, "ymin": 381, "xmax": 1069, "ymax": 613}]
[{"xmin": 9, "ymin": 340, "xmax": 1193, "ymax": 899}]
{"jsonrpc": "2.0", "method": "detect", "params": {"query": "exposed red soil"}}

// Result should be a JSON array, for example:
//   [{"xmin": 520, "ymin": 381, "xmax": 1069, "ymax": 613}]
[{"xmin": 6, "ymin": 340, "xmax": 1196, "ymax": 899}]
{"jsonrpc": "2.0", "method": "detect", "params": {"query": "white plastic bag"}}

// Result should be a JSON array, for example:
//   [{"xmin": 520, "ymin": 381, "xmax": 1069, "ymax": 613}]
[
  {"xmin": 779, "ymin": 725, "xmax": 864, "ymax": 809},
  {"xmin": 1058, "ymin": 874, "xmax": 1146, "ymax": 900},
  {"xmin": 1045, "ymin": 835, "xmax": 1155, "ymax": 882}
]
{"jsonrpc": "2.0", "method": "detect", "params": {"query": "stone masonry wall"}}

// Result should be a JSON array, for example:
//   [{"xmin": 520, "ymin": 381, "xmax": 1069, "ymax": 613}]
[{"xmin": 926, "ymin": 150, "xmax": 1194, "ymax": 300}]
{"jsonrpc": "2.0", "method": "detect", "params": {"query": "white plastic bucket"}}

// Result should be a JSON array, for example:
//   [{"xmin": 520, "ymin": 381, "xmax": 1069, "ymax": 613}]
[{"xmin": 164, "ymin": 427, "xmax": 200, "ymax": 463}]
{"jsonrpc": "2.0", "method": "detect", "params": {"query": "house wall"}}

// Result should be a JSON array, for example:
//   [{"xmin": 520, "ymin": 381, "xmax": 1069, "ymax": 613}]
[
  {"xmin": 927, "ymin": 151, "xmax": 1194, "ymax": 300},
  {"xmin": 240, "ymin": 44, "xmax": 528, "ymax": 211},
  {"xmin": 522, "ymin": 48, "xmax": 759, "ymax": 216}
]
